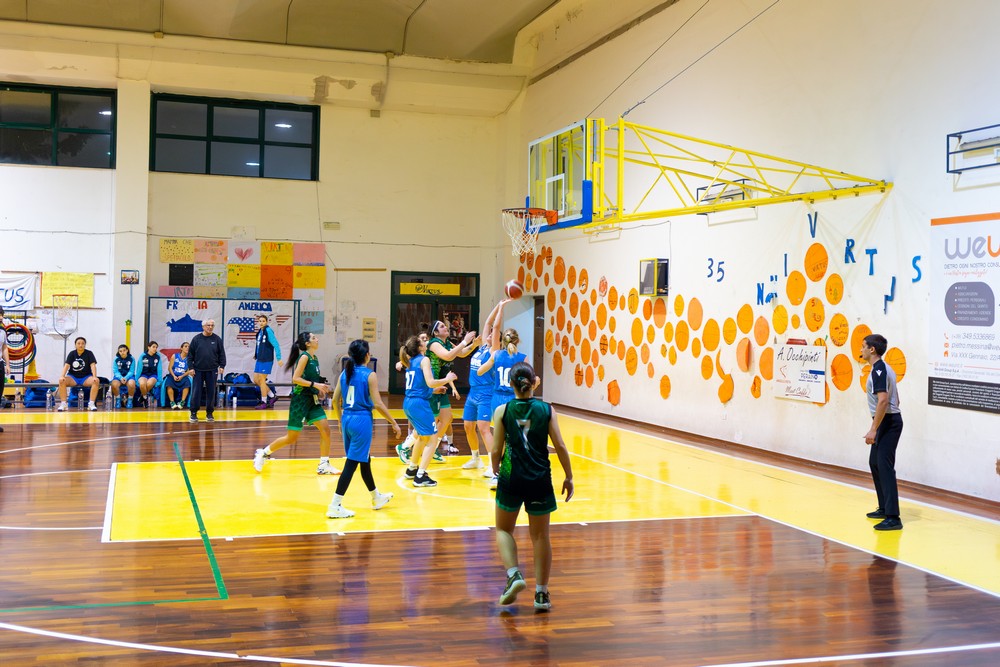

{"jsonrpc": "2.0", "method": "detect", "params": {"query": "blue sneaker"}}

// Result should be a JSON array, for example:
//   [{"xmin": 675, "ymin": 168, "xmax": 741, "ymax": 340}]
[
  {"xmin": 114, "ymin": 396, "xmax": 121, "ymax": 409},
  {"xmin": 126, "ymin": 397, "xmax": 133, "ymax": 409}
]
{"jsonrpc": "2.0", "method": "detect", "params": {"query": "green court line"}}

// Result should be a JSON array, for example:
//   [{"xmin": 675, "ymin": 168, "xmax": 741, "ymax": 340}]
[
  {"xmin": 0, "ymin": 444, "xmax": 228, "ymax": 613},
  {"xmin": 172, "ymin": 441, "xmax": 229, "ymax": 600}
]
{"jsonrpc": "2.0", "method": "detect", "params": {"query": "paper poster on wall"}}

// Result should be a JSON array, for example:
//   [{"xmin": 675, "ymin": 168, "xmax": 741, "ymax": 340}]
[
  {"xmin": 229, "ymin": 242, "xmax": 259, "ymax": 265},
  {"xmin": 293, "ymin": 243, "xmax": 325, "ymax": 266},
  {"xmin": 928, "ymin": 213, "xmax": 1000, "ymax": 414},
  {"xmin": 194, "ymin": 240, "xmax": 228, "ymax": 264},
  {"xmin": 293, "ymin": 288, "xmax": 324, "ymax": 311},
  {"xmin": 169, "ymin": 264, "xmax": 194, "ymax": 286},
  {"xmin": 293, "ymin": 265, "xmax": 325, "ymax": 290},
  {"xmin": 228, "ymin": 263, "xmax": 261, "ymax": 288},
  {"xmin": 221, "ymin": 300, "xmax": 298, "ymax": 384},
  {"xmin": 771, "ymin": 344, "xmax": 827, "ymax": 402},
  {"xmin": 261, "ymin": 264, "xmax": 294, "ymax": 299},
  {"xmin": 261, "ymin": 241, "xmax": 294, "ymax": 265},
  {"xmin": 40, "ymin": 272, "xmax": 94, "ymax": 308},
  {"xmin": 147, "ymin": 297, "xmax": 224, "ymax": 363},
  {"xmin": 159, "ymin": 285, "xmax": 195, "ymax": 298},
  {"xmin": 299, "ymin": 310, "xmax": 325, "ymax": 334},
  {"xmin": 194, "ymin": 264, "xmax": 227, "ymax": 286},
  {"xmin": 194, "ymin": 286, "xmax": 227, "ymax": 299},
  {"xmin": 160, "ymin": 239, "xmax": 193, "ymax": 263}
]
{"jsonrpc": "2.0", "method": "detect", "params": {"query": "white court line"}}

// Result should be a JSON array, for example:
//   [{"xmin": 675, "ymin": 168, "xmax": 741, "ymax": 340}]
[
  {"xmin": 0, "ymin": 621, "xmax": 410, "ymax": 667},
  {"xmin": 0, "ymin": 468, "xmax": 109, "ymax": 480},
  {"xmin": 701, "ymin": 641, "xmax": 1000, "ymax": 667},
  {"xmin": 101, "ymin": 463, "xmax": 118, "ymax": 542},
  {"xmin": 564, "ymin": 413, "xmax": 1000, "ymax": 526}
]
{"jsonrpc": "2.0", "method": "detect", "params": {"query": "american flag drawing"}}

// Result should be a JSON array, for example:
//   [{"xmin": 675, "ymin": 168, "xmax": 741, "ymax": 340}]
[
  {"xmin": 228, "ymin": 316, "xmax": 258, "ymax": 347},
  {"xmin": 275, "ymin": 315, "xmax": 291, "ymax": 326}
]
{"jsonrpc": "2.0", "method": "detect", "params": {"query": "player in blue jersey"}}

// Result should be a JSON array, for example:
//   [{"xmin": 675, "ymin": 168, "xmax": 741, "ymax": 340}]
[
  {"xmin": 491, "ymin": 361, "xmax": 573, "ymax": 611},
  {"xmin": 401, "ymin": 334, "xmax": 457, "ymax": 487},
  {"xmin": 461, "ymin": 299, "xmax": 508, "ymax": 477},
  {"xmin": 326, "ymin": 339, "xmax": 401, "ymax": 518}
]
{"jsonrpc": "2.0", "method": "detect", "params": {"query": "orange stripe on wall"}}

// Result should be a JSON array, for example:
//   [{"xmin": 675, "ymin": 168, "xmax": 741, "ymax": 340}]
[{"xmin": 930, "ymin": 212, "xmax": 1000, "ymax": 226}]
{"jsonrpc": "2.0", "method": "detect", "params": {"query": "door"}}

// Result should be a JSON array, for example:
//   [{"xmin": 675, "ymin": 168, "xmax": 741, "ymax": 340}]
[
  {"xmin": 389, "ymin": 272, "xmax": 480, "ymax": 394},
  {"xmin": 533, "ymin": 295, "xmax": 545, "ymax": 395}
]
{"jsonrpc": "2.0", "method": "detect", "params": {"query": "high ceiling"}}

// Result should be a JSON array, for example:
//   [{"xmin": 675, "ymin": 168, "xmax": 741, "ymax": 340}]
[{"xmin": 0, "ymin": 0, "xmax": 561, "ymax": 64}]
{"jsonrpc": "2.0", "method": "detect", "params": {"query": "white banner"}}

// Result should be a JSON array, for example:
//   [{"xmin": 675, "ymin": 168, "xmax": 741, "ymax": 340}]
[
  {"xmin": 0, "ymin": 274, "xmax": 36, "ymax": 311},
  {"xmin": 772, "ymin": 344, "xmax": 827, "ymax": 402}
]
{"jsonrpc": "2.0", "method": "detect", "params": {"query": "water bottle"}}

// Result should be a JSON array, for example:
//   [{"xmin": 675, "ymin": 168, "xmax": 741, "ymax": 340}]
[
  {"xmin": 103, "ymin": 391, "xmax": 111, "ymax": 411},
  {"xmin": 77, "ymin": 389, "xmax": 84, "ymax": 410},
  {"xmin": 232, "ymin": 394, "xmax": 237, "ymax": 410},
  {"xmin": 217, "ymin": 389, "xmax": 225, "ymax": 408},
  {"xmin": 47, "ymin": 390, "xmax": 54, "ymax": 410}
]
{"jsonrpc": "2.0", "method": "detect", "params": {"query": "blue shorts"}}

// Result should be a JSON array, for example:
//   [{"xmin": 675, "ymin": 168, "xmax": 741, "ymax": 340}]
[
  {"xmin": 464, "ymin": 390, "xmax": 494, "ymax": 422},
  {"xmin": 68, "ymin": 375, "xmax": 93, "ymax": 386},
  {"xmin": 164, "ymin": 376, "xmax": 191, "ymax": 392},
  {"xmin": 140, "ymin": 374, "xmax": 158, "ymax": 383},
  {"xmin": 403, "ymin": 396, "xmax": 437, "ymax": 436},
  {"xmin": 341, "ymin": 411, "xmax": 374, "ymax": 462},
  {"xmin": 254, "ymin": 360, "xmax": 274, "ymax": 375},
  {"xmin": 490, "ymin": 392, "xmax": 515, "ymax": 421}
]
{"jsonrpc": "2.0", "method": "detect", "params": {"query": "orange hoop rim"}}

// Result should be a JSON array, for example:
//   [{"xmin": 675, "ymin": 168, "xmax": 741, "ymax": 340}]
[{"xmin": 501, "ymin": 207, "xmax": 558, "ymax": 225}]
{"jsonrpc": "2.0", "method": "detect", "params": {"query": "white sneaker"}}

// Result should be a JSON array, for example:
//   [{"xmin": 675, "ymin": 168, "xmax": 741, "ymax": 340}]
[
  {"xmin": 482, "ymin": 468, "xmax": 495, "ymax": 478},
  {"xmin": 317, "ymin": 460, "xmax": 340, "ymax": 475},
  {"xmin": 326, "ymin": 504, "xmax": 355, "ymax": 519},
  {"xmin": 57, "ymin": 402, "xmax": 68, "ymax": 412},
  {"xmin": 253, "ymin": 448, "xmax": 270, "ymax": 472},
  {"xmin": 88, "ymin": 402, "xmax": 98, "ymax": 412},
  {"xmin": 372, "ymin": 491, "xmax": 394, "ymax": 510},
  {"xmin": 462, "ymin": 457, "xmax": 484, "ymax": 470},
  {"xmin": 489, "ymin": 474, "xmax": 498, "ymax": 490}
]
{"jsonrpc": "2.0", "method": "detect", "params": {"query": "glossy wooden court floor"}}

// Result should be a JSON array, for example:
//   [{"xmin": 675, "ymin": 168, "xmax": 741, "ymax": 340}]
[{"xmin": 2, "ymin": 403, "xmax": 1000, "ymax": 666}]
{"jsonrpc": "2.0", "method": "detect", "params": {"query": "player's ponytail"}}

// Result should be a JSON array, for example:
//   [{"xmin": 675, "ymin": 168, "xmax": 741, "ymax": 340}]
[
  {"xmin": 502, "ymin": 328, "xmax": 520, "ymax": 356},
  {"xmin": 346, "ymin": 339, "xmax": 368, "ymax": 382},
  {"xmin": 509, "ymin": 361, "xmax": 536, "ymax": 395},
  {"xmin": 285, "ymin": 331, "xmax": 311, "ymax": 370}
]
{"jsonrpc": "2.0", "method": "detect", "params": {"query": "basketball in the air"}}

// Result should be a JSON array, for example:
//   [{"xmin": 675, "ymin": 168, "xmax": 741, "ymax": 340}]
[{"xmin": 504, "ymin": 280, "xmax": 525, "ymax": 299}]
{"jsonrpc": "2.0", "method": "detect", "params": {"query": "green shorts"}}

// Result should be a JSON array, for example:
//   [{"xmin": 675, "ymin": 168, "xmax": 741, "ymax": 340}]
[
  {"xmin": 429, "ymin": 392, "xmax": 451, "ymax": 416},
  {"xmin": 495, "ymin": 476, "xmax": 557, "ymax": 515},
  {"xmin": 287, "ymin": 393, "xmax": 327, "ymax": 431}
]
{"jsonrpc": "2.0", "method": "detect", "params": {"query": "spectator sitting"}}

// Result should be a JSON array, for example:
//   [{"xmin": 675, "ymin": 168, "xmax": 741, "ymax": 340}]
[
  {"xmin": 164, "ymin": 341, "xmax": 194, "ymax": 409},
  {"xmin": 110, "ymin": 344, "xmax": 138, "ymax": 409},
  {"xmin": 136, "ymin": 341, "xmax": 163, "ymax": 407}
]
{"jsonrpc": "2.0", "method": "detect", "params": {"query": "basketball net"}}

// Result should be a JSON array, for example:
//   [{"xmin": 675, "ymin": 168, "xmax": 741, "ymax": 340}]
[
  {"xmin": 51, "ymin": 294, "xmax": 79, "ymax": 360},
  {"xmin": 501, "ymin": 208, "xmax": 557, "ymax": 257}
]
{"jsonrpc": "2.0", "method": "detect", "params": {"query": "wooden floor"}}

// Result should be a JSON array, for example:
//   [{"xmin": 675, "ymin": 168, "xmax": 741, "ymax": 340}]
[{"xmin": 2, "ymin": 401, "xmax": 1000, "ymax": 666}]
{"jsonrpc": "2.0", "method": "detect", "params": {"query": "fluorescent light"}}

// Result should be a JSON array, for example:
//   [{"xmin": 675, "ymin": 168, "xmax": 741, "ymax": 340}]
[
  {"xmin": 274, "ymin": 123, "xmax": 292, "ymax": 128},
  {"xmin": 99, "ymin": 110, "xmax": 112, "ymax": 116},
  {"xmin": 246, "ymin": 162, "xmax": 260, "ymax": 166}
]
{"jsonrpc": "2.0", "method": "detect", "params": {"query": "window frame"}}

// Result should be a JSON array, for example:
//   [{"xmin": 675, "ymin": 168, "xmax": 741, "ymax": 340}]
[
  {"xmin": 0, "ymin": 82, "xmax": 117, "ymax": 169},
  {"xmin": 150, "ymin": 93, "xmax": 319, "ymax": 181}
]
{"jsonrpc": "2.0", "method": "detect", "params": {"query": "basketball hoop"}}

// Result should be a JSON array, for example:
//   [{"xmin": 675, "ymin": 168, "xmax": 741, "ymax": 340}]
[
  {"xmin": 501, "ymin": 208, "xmax": 558, "ymax": 257},
  {"xmin": 51, "ymin": 294, "xmax": 79, "ymax": 360}
]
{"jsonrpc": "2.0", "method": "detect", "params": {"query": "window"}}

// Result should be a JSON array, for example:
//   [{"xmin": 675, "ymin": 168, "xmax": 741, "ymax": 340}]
[
  {"xmin": 151, "ymin": 94, "xmax": 319, "ymax": 180},
  {"xmin": 0, "ymin": 84, "xmax": 115, "ymax": 169}
]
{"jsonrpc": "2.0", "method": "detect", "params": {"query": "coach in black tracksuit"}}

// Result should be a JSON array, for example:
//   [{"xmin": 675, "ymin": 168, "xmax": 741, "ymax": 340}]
[{"xmin": 188, "ymin": 319, "xmax": 227, "ymax": 423}]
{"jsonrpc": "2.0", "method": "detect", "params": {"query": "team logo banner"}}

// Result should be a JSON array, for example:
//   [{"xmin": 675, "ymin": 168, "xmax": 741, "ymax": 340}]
[{"xmin": 0, "ymin": 274, "xmax": 36, "ymax": 311}]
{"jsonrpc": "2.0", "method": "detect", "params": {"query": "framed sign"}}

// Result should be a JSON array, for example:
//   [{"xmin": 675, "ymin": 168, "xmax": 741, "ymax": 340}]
[
  {"xmin": 121, "ymin": 270, "xmax": 140, "ymax": 285},
  {"xmin": 772, "ymin": 344, "xmax": 827, "ymax": 402}
]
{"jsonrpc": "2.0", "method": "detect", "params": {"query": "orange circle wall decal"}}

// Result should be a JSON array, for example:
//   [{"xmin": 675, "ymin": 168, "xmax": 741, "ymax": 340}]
[
  {"xmin": 517, "ymin": 266, "xmax": 526, "ymax": 284},
  {"xmin": 669, "ymin": 347, "xmax": 678, "ymax": 365},
  {"xmin": 578, "ymin": 268, "xmax": 588, "ymax": 293},
  {"xmin": 631, "ymin": 318, "xmax": 644, "ymax": 346},
  {"xmin": 804, "ymin": 243, "xmax": 829, "ymax": 282},
  {"xmin": 597, "ymin": 303, "xmax": 608, "ymax": 328},
  {"xmin": 647, "ymin": 362, "xmax": 655, "ymax": 379},
  {"xmin": 598, "ymin": 275, "xmax": 608, "ymax": 296},
  {"xmin": 829, "ymin": 313, "xmax": 849, "ymax": 346},
  {"xmin": 642, "ymin": 298, "xmax": 652, "ymax": 320},
  {"xmin": 675, "ymin": 320, "xmax": 690, "ymax": 351},
  {"xmin": 552, "ymin": 351, "xmax": 563, "ymax": 375},
  {"xmin": 588, "ymin": 321, "xmax": 597, "ymax": 340},
  {"xmin": 718, "ymin": 373, "xmax": 734, "ymax": 404},
  {"xmin": 737, "ymin": 304, "xmax": 754, "ymax": 334},
  {"xmin": 591, "ymin": 349, "xmax": 599, "ymax": 367},
  {"xmin": 608, "ymin": 286, "xmax": 619, "ymax": 310},
  {"xmin": 791, "ymin": 314, "xmax": 801, "ymax": 329},
  {"xmin": 574, "ymin": 364, "xmax": 584, "ymax": 386},
  {"xmin": 544, "ymin": 273, "xmax": 550, "ymax": 286},
  {"xmin": 609, "ymin": 316, "xmax": 617, "ymax": 334},
  {"xmin": 619, "ymin": 295, "xmax": 626, "ymax": 311},
  {"xmin": 581, "ymin": 338, "xmax": 591, "ymax": 362},
  {"xmin": 660, "ymin": 343, "xmax": 667, "ymax": 357},
  {"xmin": 626, "ymin": 346, "xmax": 639, "ymax": 374},
  {"xmin": 546, "ymin": 288, "xmax": 556, "ymax": 311},
  {"xmin": 590, "ymin": 289, "xmax": 597, "ymax": 305},
  {"xmin": 598, "ymin": 365, "xmax": 605, "ymax": 381},
  {"xmin": 561, "ymin": 335, "xmax": 570, "ymax": 356},
  {"xmin": 569, "ymin": 346, "xmax": 576, "ymax": 363},
  {"xmin": 659, "ymin": 375, "xmax": 671, "ymax": 399},
  {"xmin": 609, "ymin": 335, "xmax": 617, "ymax": 354},
  {"xmin": 673, "ymin": 294, "xmax": 685, "ymax": 317},
  {"xmin": 830, "ymin": 353, "xmax": 853, "ymax": 390},
  {"xmin": 723, "ymin": 318, "xmax": 737, "ymax": 345},
  {"xmin": 804, "ymin": 297, "xmax": 825, "ymax": 332},
  {"xmin": 664, "ymin": 321, "xmax": 674, "ymax": 343},
  {"xmin": 573, "ymin": 324, "xmax": 582, "ymax": 345},
  {"xmin": 786, "ymin": 270, "xmax": 807, "ymax": 305},
  {"xmin": 850, "ymin": 324, "xmax": 872, "ymax": 362},
  {"xmin": 759, "ymin": 347, "xmax": 774, "ymax": 380},
  {"xmin": 884, "ymin": 347, "xmax": 907, "ymax": 382},
  {"xmin": 544, "ymin": 329, "xmax": 554, "ymax": 353},
  {"xmin": 556, "ymin": 306, "xmax": 566, "ymax": 331},
  {"xmin": 641, "ymin": 344, "xmax": 650, "ymax": 364},
  {"xmin": 860, "ymin": 363, "xmax": 870, "ymax": 392},
  {"xmin": 653, "ymin": 298, "xmax": 667, "ymax": 327},
  {"xmin": 607, "ymin": 380, "xmax": 621, "ymax": 406},
  {"xmin": 560, "ymin": 287, "xmax": 567, "ymax": 305},
  {"xmin": 585, "ymin": 365, "xmax": 594, "ymax": 387},
  {"xmin": 617, "ymin": 341, "xmax": 626, "ymax": 361},
  {"xmin": 772, "ymin": 304, "xmax": 789, "ymax": 335},
  {"xmin": 580, "ymin": 299, "xmax": 591, "ymax": 325},
  {"xmin": 701, "ymin": 355, "xmax": 714, "ymax": 380},
  {"xmin": 753, "ymin": 316, "xmax": 770, "ymax": 346},
  {"xmin": 646, "ymin": 324, "xmax": 656, "ymax": 344},
  {"xmin": 687, "ymin": 298, "xmax": 704, "ymax": 330},
  {"xmin": 750, "ymin": 375, "xmax": 762, "ymax": 398},
  {"xmin": 534, "ymin": 254, "xmax": 544, "ymax": 277},
  {"xmin": 703, "ymin": 318, "xmax": 721, "ymax": 351},
  {"xmin": 569, "ymin": 292, "xmax": 579, "ymax": 318},
  {"xmin": 825, "ymin": 274, "xmax": 844, "ymax": 305},
  {"xmin": 736, "ymin": 337, "xmax": 752, "ymax": 372},
  {"xmin": 691, "ymin": 338, "xmax": 702, "ymax": 358},
  {"xmin": 567, "ymin": 265, "xmax": 577, "ymax": 289},
  {"xmin": 554, "ymin": 256, "xmax": 565, "ymax": 284}
]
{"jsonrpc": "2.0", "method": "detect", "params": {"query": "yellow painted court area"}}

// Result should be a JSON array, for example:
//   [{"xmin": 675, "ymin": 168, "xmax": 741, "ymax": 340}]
[{"xmin": 105, "ymin": 414, "xmax": 1000, "ymax": 598}]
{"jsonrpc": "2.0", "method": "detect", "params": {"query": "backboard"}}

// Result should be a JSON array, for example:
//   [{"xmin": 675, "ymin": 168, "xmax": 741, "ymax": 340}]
[{"xmin": 527, "ymin": 120, "xmax": 595, "ymax": 228}]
